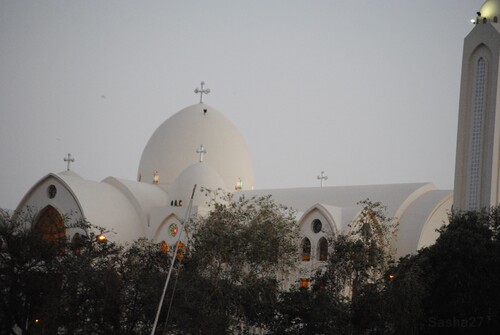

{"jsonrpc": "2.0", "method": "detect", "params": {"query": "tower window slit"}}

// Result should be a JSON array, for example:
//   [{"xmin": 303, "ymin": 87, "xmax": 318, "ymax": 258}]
[{"xmin": 468, "ymin": 57, "xmax": 487, "ymax": 210}]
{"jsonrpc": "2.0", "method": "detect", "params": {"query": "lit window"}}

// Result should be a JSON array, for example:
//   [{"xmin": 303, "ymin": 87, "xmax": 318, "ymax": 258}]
[
  {"xmin": 318, "ymin": 237, "xmax": 328, "ymax": 261},
  {"xmin": 176, "ymin": 241, "xmax": 184, "ymax": 261},
  {"xmin": 300, "ymin": 278, "xmax": 310, "ymax": 289},
  {"xmin": 235, "ymin": 178, "xmax": 243, "ymax": 190},
  {"xmin": 301, "ymin": 237, "xmax": 311, "ymax": 261},
  {"xmin": 161, "ymin": 241, "xmax": 168, "ymax": 254},
  {"xmin": 168, "ymin": 223, "xmax": 178, "ymax": 237}
]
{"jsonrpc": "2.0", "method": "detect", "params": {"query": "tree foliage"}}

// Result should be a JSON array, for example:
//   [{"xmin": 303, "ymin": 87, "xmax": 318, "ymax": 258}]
[
  {"xmin": 0, "ymin": 209, "xmax": 171, "ymax": 335},
  {"xmin": 271, "ymin": 199, "xmax": 397, "ymax": 335},
  {"xmin": 386, "ymin": 207, "xmax": 500, "ymax": 334},
  {"xmin": 165, "ymin": 191, "xmax": 299, "ymax": 334},
  {"xmin": 271, "ymin": 285, "xmax": 351, "ymax": 335},
  {"xmin": 4, "ymin": 198, "xmax": 500, "ymax": 334}
]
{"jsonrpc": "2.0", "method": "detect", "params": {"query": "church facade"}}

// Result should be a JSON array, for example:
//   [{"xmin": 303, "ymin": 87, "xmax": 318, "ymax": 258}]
[{"xmin": 14, "ymin": 1, "xmax": 500, "ymax": 268}]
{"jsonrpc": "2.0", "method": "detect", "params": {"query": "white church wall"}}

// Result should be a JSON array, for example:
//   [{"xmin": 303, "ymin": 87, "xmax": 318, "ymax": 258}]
[
  {"xmin": 397, "ymin": 191, "xmax": 452, "ymax": 257},
  {"xmin": 417, "ymin": 195, "xmax": 453, "ymax": 250},
  {"xmin": 16, "ymin": 173, "xmax": 85, "ymax": 238},
  {"xmin": 150, "ymin": 206, "xmax": 185, "ymax": 243},
  {"xmin": 296, "ymin": 205, "xmax": 340, "ymax": 287},
  {"xmin": 102, "ymin": 176, "xmax": 168, "ymax": 229}
]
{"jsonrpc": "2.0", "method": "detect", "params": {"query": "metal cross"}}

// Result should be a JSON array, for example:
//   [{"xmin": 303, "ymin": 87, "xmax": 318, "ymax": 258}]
[
  {"xmin": 317, "ymin": 171, "xmax": 328, "ymax": 187},
  {"xmin": 64, "ymin": 153, "xmax": 75, "ymax": 171},
  {"xmin": 196, "ymin": 145, "xmax": 207, "ymax": 162},
  {"xmin": 194, "ymin": 81, "xmax": 210, "ymax": 103}
]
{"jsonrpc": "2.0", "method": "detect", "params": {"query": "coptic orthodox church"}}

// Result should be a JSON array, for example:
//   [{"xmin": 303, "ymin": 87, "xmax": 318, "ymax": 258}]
[{"xmin": 14, "ymin": 1, "xmax": 500, "ymax": 273}]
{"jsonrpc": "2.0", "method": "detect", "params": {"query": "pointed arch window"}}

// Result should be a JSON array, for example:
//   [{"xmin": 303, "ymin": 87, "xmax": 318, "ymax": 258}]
[
  {"xmin": 318, "ymin": 237, "xmax": 328, "ymax": 261},
  {"xmin": 34, "ymin": 206, "xmax": 66, "ymax": 242},
  {"xmin": 71, "ymin": 233, "xmax": 85, "ymax": 255},
  {"xmin": 301, "ymin": 237, "xmax": 311, "ymax": 262}
]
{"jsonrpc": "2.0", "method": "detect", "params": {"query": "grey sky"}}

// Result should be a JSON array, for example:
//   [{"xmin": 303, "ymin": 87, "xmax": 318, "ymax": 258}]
[{"xmin": 0, "ymin": 0, "xmax": 485, "ymax": 210}]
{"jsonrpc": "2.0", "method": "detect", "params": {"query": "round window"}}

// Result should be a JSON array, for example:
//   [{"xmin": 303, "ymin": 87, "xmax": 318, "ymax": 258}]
[
  {"xmin": 312, "ymin": 219, "xmax": 322, "ymax": 233},
  {"xmin": 47, "ymin": 185, "xmax": 57, "ymax": 199},
  {"xmin": 168, "ymin": 223, "xmax": 179, "ymax": 237}
]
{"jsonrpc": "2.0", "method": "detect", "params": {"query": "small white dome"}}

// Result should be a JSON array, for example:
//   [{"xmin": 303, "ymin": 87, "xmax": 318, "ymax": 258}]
[
  {"xmin": 480, "ymin": 0, "xmax": 500, "ymax": 20},
  {"xmin": 169, "ymin": 162, "xmax": 226, "ymax": 207},
  {"xmin": 138, "ymin": 103, "xmax": 254, "ymax": 192}
]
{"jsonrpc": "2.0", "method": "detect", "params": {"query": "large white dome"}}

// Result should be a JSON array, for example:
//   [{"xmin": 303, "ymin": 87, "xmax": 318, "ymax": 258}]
[
  {"xmin": 138, "ymin": 103, "xmax": 254, "ymax": 192},
  {"xmin": 480, "ymin": 0, "xmax": 500, "ymax": 19}
]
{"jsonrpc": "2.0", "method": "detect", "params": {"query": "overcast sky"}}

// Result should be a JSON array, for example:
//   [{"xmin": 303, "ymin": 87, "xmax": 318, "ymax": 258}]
[{"xmin": 0, "ymin": 0, "xmax": 486, "ymax": 210}]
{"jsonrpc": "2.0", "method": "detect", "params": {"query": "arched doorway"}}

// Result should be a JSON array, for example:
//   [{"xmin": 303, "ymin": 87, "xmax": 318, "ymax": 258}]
[{"xmin": 34, "ymin": 206, "xmax": 66, "ymax": 242}]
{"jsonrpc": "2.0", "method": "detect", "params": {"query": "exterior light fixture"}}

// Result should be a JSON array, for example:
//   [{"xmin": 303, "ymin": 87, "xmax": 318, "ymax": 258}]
[
  {"xmin": 96, "ymin": 234, "xmax": 107, "ymax": 243},
  {"xmin": 389, "ymin": 274, "xmax": 395, "ymax": 280}
]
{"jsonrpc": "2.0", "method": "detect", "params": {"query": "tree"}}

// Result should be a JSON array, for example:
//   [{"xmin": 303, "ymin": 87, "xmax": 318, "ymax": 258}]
[
  {"xmin": 0, "ymin": 208, "xmax": 69, "ymax": 335},
  {"xmin": 0, "ymin": 209, "xmax": 172, "ymax": 335},
  {"xmin": 164, "ymin": 191, "xmax": 299, "ymax": 334},
  {"xmin": 271, "ymin": 285, "xmax": 351, "ymax": 335},
  {"xmin": 318, "ymin": 199, "xmax": 398, "ymax": 334},
  {"xmin": 386, "ymin": 208, "xmax": 500, "ymax": 334}
]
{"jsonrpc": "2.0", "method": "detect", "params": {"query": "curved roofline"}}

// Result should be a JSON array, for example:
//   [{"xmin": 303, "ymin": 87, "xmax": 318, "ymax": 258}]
[
  {"xmin": 299, "ymin": 203, "xmax": 340, "ymax": 234},
  {"xmin": 346, "ymin": 183, "xmax": 437, "ymax": 234},
  {"xmin": 16, "ymin": 173, "xmax": 86, "ymax": 219},
  {"xmin": 102, "ymin": 176, "xmax": 148, "ymax": 227},
  {"xmin": 393, "ymin": 183, "xmax": 436, "ymax": 220},
  {"xmin": 417, "ymin": 192, "xmax": 453, "ymax": 248}
]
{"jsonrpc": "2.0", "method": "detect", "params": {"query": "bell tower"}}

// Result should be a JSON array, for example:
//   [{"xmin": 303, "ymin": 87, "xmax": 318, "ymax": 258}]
[{"xmin": 454, "ymin": 0, "xmax": 500, "ymax": 210}]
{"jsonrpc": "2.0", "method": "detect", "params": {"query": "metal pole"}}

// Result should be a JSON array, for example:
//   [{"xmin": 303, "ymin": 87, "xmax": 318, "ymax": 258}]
[{"xmin": 150, "ymin": 184, "xmax": 197, "ymax": 335}]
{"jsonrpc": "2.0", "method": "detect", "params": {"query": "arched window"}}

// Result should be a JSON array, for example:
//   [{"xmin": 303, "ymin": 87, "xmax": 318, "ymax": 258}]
[
  {"xmin": 318, "ymin": 237, "xmax": 328, "ymax": 261},
  {"xmin": 71, "ymin": 233, "xmax": 85, "ymax": 255},
  {"xmin": 34, "ymin": 206, "xmax": 66, "ymax": 242},
  {"xmin": 301, "ymin": 237, "xmax": 311, "ymax": 261},
  {"xmin": 176, "ymin": 241, "xmax": 184, "ymax": 261},
  {"xmin": 160, "ymin": 241, "xmax": 169, "ymax": 254}
]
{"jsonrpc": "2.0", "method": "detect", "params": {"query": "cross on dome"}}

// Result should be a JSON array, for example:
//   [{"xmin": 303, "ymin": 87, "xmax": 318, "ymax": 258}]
[
  {"xmin": 196, "ymin": 145, "xmax": 207, "ymax": 162},
  {"xmin": 317, "ymin": 171, "xmax": 328, "ymax": 187},
  {"xmin": 64, "ymin": 153, "xmax": 75, "ymax": 171},
  {"xmin": 194, "ymin": 81, "xmax": 210, "ymax": 103}
]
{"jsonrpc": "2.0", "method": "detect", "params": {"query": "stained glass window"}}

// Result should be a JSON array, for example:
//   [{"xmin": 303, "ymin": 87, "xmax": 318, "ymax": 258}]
[
  {"xmin": 168, "ymin": 223, "xmax": 178, "ymax": 237},
  {"xmin": 318, "ymin": 237, "xmax": 328, "ymax": 261},
  {"xmin": 301, "ymin": 237, "xmax": 311, "ymax": 262}
]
